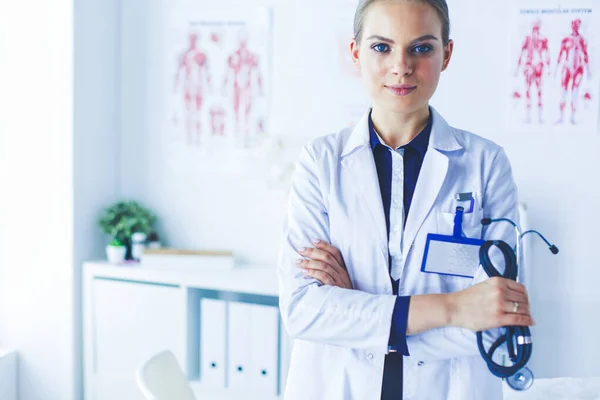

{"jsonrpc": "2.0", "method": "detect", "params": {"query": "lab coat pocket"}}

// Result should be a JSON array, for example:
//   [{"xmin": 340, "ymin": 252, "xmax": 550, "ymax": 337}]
[{"xmin": 436, "ymin": 208, "xmax": 484, "ymax": 241}]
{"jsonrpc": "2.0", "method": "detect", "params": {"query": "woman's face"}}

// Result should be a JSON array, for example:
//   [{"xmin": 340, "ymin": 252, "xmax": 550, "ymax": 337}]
[{"xmin": 351, "ymin": 1, "xmax": 453, "ymax": 116}]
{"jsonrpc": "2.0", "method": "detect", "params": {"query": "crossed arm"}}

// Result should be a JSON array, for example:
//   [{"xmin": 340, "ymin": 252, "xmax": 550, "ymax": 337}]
[{"xmin": 296, "ymin": 239, "xmax": 533, "ymax": 336}]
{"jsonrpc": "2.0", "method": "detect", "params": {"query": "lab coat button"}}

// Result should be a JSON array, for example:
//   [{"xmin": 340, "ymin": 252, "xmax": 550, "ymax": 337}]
[
  {"xmin": 417, "ymin": 361, "xmax": 424, "ymax": 366},
  {"xmin": 367, "ymin": 353, "xmax": 374, "ymax": 360}
]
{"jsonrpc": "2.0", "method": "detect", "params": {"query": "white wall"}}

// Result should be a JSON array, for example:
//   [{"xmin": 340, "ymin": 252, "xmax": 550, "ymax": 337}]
[
  {"xmin": 120, "ymin": 0, "xmax": 600, "ymax": 380},
  {"xmin": 121, "ymin": 0, "xmax": 281, "ymax": 266},
  {"xmin": 0, "ymin": 0, "xmax": 121, "ymax": 399},
  {"xmin": 0, "ymin": 1, "xmax": 75, "ymax": 399},
  {"xmin": 119, "ymin": 0, "xmax": 367, "ymax": 266},
  {"xmin": 74, "ymin": 0, "xmax": 122, "ymax": 398}
]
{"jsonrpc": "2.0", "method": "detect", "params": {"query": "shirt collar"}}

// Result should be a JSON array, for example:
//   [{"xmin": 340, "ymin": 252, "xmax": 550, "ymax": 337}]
[{"xmin": 369, "ymin": 108, "xmax": 433, "ymax": 158}]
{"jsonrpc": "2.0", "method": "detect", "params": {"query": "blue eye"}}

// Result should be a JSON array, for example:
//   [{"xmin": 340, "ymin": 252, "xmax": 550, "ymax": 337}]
[
  {"xmin": 413, "ymin": 44, "xmax": 433, "ymax": 54},
  {"xmin": 372, "ymin": 43, "xmax": 390, "ymax": 53}
]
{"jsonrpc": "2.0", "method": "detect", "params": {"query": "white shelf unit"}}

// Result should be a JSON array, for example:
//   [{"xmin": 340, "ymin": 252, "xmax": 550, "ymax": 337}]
[{"xmin": 83, "ymin": 261, "xmax": 290, "ymax": 400}]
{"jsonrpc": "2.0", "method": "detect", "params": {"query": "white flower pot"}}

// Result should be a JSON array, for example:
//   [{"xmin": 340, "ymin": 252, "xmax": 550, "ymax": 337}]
[{"xmin": 106, "ymin": 245, "xmax": 126, "ymax": 264}]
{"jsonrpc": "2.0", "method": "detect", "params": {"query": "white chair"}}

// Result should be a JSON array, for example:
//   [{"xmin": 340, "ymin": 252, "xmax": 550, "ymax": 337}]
[{"xmin": 136, "ymin": 350, "xmax": 197, "ymax": 400}]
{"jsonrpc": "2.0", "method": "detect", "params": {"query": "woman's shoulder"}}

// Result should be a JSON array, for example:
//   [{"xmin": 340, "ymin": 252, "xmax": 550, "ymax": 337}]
[
  {"xmin": 451, "ymin": 126, "xmax": 505, "ymax": 159},
  {"xmin": 431, "ymin": 107, "xmax": 504, "ymax": 157},
  {"xmin": 302, "ymin": 125, "xmax": 354, "ymax": 160}
]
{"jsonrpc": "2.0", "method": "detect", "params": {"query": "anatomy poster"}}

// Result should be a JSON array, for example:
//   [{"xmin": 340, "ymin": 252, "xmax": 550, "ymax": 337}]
[
  {"xmin": 167, "ymin": 7, "xmax": 272, "ymax": 151},
  {"xmin": 508, "ymin": 4, "xmax": 599, "ymax": 133}
]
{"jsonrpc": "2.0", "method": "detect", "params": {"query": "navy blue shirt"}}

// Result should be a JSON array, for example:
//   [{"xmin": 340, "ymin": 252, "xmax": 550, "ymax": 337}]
[{"xmin": 369, "ymin": 110, "xmax": 432, "ymax": 399}]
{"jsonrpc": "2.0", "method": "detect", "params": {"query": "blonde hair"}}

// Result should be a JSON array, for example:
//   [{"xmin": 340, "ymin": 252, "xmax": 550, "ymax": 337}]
[{"xmin": 353, "ymin": 0, "xmax": 451, "ymax": 45}]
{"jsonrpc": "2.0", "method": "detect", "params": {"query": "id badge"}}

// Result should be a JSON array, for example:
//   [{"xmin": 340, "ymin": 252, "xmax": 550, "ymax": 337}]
[
  {"xmin": 421, "ymin": 234, "xmax": 484, "ymax": 278},
  {"xmin": 421, "ymin": 204, "xmax": 484, "ymax": 278}
]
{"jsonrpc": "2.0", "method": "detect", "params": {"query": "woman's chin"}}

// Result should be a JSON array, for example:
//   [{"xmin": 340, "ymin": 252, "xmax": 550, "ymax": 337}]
[{"xmin": 380, "ymin": 98, "xmax": 429, "ymax": 115}]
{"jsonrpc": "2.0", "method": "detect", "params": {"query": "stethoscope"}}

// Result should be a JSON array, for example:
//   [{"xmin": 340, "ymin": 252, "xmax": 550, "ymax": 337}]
[{"xmin": 478, "ymin": 217, "xmax": 559, "ymax": 391}]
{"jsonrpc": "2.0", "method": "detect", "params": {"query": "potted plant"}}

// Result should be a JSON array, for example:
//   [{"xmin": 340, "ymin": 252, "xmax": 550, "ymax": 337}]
[
  {"xmin": 106, "ymin": 238, "xmax": 127, "ymax": 264},
  {"xmin": 98, "ymin": 200, "xmax": 157, "ymax": 260}
]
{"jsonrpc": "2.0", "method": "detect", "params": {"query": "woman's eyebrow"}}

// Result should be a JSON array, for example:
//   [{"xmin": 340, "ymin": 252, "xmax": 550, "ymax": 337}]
[
  {"xmin": 364, "ymin": 34, "xmax": 440, "ymax": 44},
  {"xmin": 411, "ymin": 34, "xmax": 439, "ymax": 43},
  {"xmin": 365, "ymin": 35, "xmax": 395, "ymax": 43}
]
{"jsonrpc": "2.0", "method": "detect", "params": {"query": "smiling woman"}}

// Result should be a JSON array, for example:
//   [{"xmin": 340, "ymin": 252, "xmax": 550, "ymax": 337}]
[{"xmin": 277, "ymin": 1, "xmax": 530, "ymax": 400}]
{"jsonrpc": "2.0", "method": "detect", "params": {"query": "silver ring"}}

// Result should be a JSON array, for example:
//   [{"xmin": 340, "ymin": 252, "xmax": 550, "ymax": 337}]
[{"xmin": 513, "ymin": 302, "xmax": 520, "ymax": 313}]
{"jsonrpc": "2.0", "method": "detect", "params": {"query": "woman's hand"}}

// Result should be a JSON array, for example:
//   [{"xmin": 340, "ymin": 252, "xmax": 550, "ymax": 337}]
[
  {"xmin": 296, "ymin": 240, "xmax": 353, "ymax": 289},
  {"xmin": 448, "ymin": 277, "xmax": 535, "ymax": 331}
]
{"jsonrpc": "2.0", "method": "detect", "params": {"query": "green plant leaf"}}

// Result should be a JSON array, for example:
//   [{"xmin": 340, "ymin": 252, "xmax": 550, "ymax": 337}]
[{"xmin": 98, "ymin": 200, "xmax": 157, "ymax": 244}]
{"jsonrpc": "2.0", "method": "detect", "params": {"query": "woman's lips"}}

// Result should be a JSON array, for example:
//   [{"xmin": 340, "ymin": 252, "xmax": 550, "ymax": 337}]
[{"xmin": 386, "ymin": 85, "xmax": 417, "ymax": 96}]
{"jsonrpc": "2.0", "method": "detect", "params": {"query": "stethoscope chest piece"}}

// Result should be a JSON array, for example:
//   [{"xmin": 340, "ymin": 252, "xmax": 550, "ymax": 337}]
[{"xmin": 506, "ymin": 367, "xmax": 534, "ymax": 391}]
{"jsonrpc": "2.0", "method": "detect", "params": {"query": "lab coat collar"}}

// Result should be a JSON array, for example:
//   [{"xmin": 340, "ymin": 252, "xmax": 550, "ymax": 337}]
[
  {"xmin": 340, "ymin": 105, "xmax": 460, "ymax": 281},
  {"xmin": 429, "ymin": 107, "xmax": 462, "ymax": 152},
  {"xmin": 341, "ymin": 106, "xmax": 462, "ymax": 158}
]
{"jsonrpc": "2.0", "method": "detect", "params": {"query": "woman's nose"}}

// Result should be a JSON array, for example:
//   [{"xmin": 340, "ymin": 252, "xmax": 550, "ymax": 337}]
[{"xmin": 390, "ymin": 53, "xmax": 412, "ymax": 76}]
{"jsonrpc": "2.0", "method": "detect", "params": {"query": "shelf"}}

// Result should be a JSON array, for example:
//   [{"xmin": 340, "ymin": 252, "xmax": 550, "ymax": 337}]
[
  {"xmin": 84, "ymin": 261, "xmax": 279, "ymax": 297},
  {"xmin": 83, "ymin": 261, "xmax": 287, "ymax": 400}
]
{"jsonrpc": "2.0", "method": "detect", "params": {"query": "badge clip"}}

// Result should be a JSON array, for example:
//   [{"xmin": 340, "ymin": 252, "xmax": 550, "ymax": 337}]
[{"xmin": 455, "ymin": 192, "xmax": 474, "ymax": 213}]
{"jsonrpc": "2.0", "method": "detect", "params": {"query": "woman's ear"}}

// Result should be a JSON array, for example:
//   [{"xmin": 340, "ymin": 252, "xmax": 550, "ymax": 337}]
[
  {"xmin": 442, "ymin": 39, "xmax": 454, "ymax": 71},
  {"xmin": 350, "ymin": 39, "xmax": 361, "ymax": 69}
]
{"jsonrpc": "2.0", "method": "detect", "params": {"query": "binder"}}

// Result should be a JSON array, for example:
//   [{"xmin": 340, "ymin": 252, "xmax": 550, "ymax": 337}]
[
  {"xmin": 200, "ymin": 298, "xmax": 227, "ymax": 388},
  {"xmin": 249, "ymin": 304, "xmax": 280, "ymax": 396},
  {"xmin": 227, "ymin": 302, "xmax": 253, "ymax": 389}
]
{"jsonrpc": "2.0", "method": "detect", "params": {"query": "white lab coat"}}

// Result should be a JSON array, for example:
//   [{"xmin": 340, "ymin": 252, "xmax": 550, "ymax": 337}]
[{"xmin": 277, "ymin": 107, "xmax": 520, "ymax": 400}]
